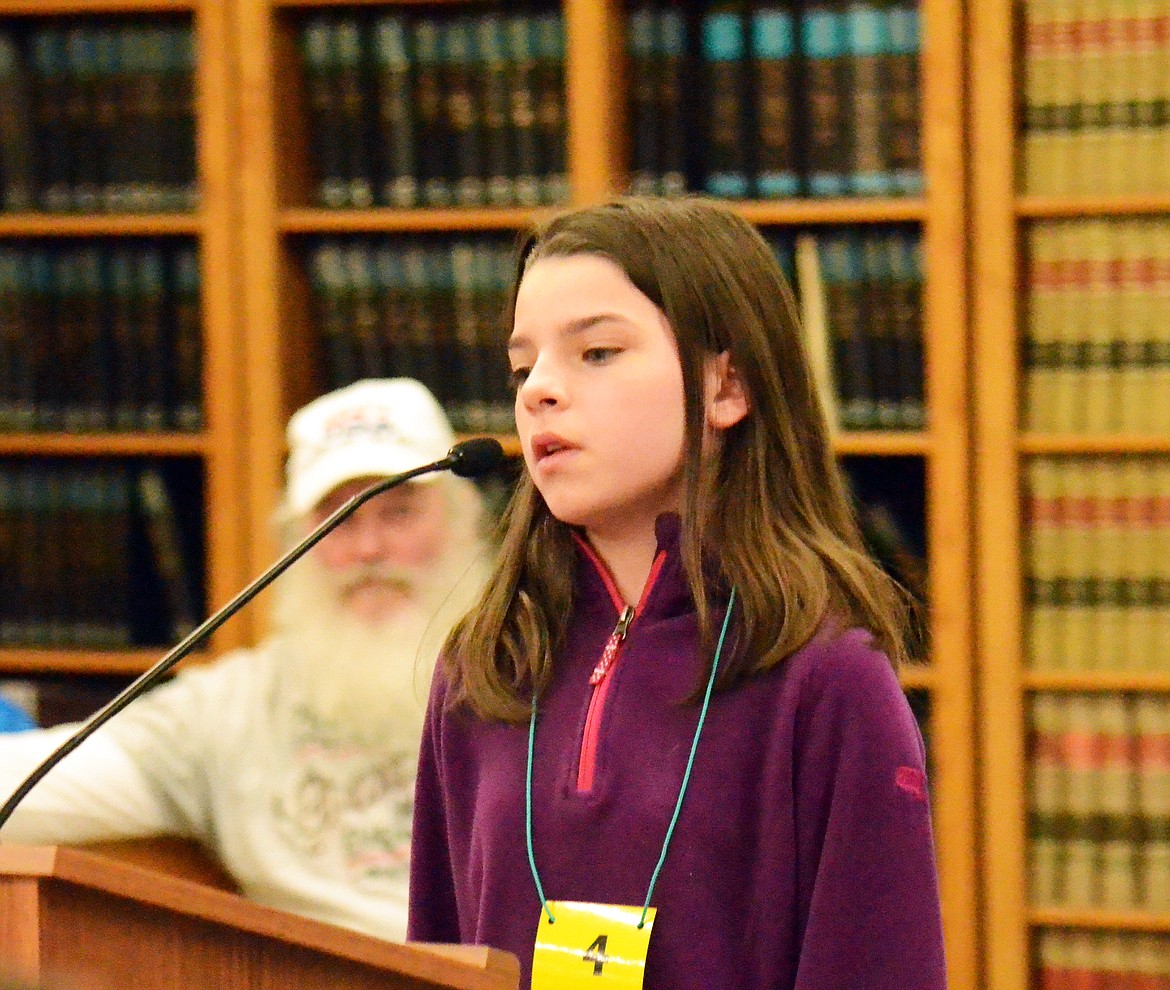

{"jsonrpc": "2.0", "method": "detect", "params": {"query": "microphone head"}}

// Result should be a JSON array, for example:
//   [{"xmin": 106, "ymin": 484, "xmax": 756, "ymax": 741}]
[{"xmin": 448, "ymin": 437, "xmax": 506, "ymax": 478}]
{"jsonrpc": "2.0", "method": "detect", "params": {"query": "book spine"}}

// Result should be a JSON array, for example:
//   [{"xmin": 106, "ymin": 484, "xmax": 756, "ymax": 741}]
[
  {"xmin": 532, "ymin": 12, "xmax": 568, "ymax": 205},
  {"xmin": 751, "ymin": 5, "xmax": 800, "ymax": 198},
  {"xmin": 628, "ymin": 4, "xmax": 660, "ymax": 196},
  {"xmin": 884, "ymin": 2, "xmax": 922, "ymax": 195},
  {"xmin": 800, "ymin": 0, "xmax": 851, "ymax": 197},
  {"xmin": 444, "ymin": 19, "xmax": 487, "ymax": 208},
  {"xmin": 333, "ymin": 17, "xmax": 374, "ymax": 209},
  {"xmin": 300, "ymin": 17, "xmax": 347, "ymax": 209},
  {"xmin": 169, "ymin": 244, "xmax": 203, "ymax": 431},
  {"xmin": 657, "ymin": 5, "xmax": 691, "ymax": 197},
  {"xmin": 701, "ymin": 7, "xmax": 751, "ymax": 198},
  {"xmin": 844, "ymin": 2, "xmax": 892, "ymax": 195},
  {"xmin": 505, "ymin": 15, "xmax": 541, "ymax": 208},
  {"xmin": 475, "ymin": 14, "xmax": 515, "ymax": 206},
  {"xmin": 413, "ymin": 19, "xmax": 454, "ymax": 207},
  {"xmin": 372, "ymin": 14, "xmax": 418, "ymax": 208},
  {"xmin": 0, "ymin": 30, "xmax": 36, "ymax": 212}
]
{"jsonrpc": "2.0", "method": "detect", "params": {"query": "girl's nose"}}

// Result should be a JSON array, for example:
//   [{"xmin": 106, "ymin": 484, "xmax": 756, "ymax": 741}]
[{"xmin": 518, "ymin": 356, "xmax": 565, "ymax": 410}]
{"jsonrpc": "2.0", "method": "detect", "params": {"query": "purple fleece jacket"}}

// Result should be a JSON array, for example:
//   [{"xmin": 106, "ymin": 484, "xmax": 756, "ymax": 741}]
[{"xmin": 409, "ymin": 516, "xmax": 947, "ymax": 989}]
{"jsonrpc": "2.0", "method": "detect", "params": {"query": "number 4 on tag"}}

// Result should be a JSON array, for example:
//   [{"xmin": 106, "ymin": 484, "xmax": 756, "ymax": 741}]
[
  {"xmin": 532, "ymin": 901, "xmax": 657, "ymax": 989},
  {"xmin": 584, "ymin": 934, "xmax": 609, "ymax": 974}
]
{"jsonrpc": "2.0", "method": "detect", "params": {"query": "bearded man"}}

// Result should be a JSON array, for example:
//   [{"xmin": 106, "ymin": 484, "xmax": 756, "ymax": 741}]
[{"xmin": 0, "ymin": 379, "xmax": 492, "ymax": 941}]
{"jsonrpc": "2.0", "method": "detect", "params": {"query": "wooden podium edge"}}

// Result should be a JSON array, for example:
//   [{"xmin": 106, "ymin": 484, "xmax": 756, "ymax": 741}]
[{"xmin": 0, "ymin": 844, "xmax": 519, "ymax": 989}]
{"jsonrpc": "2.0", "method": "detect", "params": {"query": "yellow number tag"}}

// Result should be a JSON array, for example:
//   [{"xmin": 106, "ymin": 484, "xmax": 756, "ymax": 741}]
[{"xmin": 531, "ymin": 901, "xmax": 657, "ymax": 990}]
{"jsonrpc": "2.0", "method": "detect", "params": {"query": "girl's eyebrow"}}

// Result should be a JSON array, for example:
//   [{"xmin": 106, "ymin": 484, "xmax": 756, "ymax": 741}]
[{"xmin": 507, "ymin": 313, "xmax": 625, "ymax": 352}]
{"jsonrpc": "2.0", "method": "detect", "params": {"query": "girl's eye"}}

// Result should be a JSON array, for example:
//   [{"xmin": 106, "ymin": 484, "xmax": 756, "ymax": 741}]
[
  {"xmin": 508, "ymin": 367, "xmax": 530, "ymax": 391},
  {"xmin": 583, "ymin": 347, "xmax": 620, "ymax": 364}
]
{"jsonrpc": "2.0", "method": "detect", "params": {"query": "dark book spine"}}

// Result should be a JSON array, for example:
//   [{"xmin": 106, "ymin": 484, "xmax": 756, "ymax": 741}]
[
  {"xmin": 123, "ymin": 25, "xmax": 166, "ymax": 212},
  {"xmin": 800, "ymin": 0, "xmax": 851, "ymax": 197},
  {"xmin": 889, "ymin": 228, "xmax": 925, "ymax": 427},
  {"xmin": 333, "ymin": 17, "xmax": 374, "ymax": 209},
  {"xmin": 751, "ymin": 5, "xmax": 800, "ymax": 198},
  {"xmin": 412, "ymin": 19, "xmax": 454, "ymax": 207},
  {"xmin": 30, "ymin": 28, "xmax": 73, "ymax": 212},
  {"xmin": 373, "ymin": 243, "xmax": 409, "ymax": 379},
  {"xmin": 884, "ymin": 2, "xmax": 921, "ymax": 195},
  {"xmin": 845, "ymin": 3, "xmax": 895, "ymax": 195},
  {"xmin": 309, "ymin": 242, "xmax": 359, "ymax": 390},
  {"xmin": 402, "ymin": 245, "xmax": 439, "ymax": 393},
  {"xmin": 26, "ymin": 250, "xmax": 58, "ymax": 430},
  {"xmin": 820, "ymin": 231, "xmax": 875, "ymax": 427},
  {"xmin": 106, "ymin": 246, "xmax": 142, "ymax": 430},
  {"xmin": 133, "ymin": 244, "xmax": 168, "ymax": 431},
  {"xmin": 342, "ymin": 243, "xmax": 385, "ymax": 380},
  {"xmin": 299, "ymin": 17, "xmax": 348, "ymax": 209},
  {"xmin": 475, "ymin": 14, "xmax": 514, "ymax": 206},
  {"xmin": 627, "ymin": 4, "xmax": 660, "ymax": 195},
  {"xmin": 505, "ymin": 15, "xmax": 541, "ymax": 207},
  {"xmin": 486, "ymin": 243, "xmax": 516, "ymax": 433},
  {"xmin": 447, "ymin": 242, "xmax": 476, "ymax": 433},
  {"xmin": 0, "ymin": 248, "xmax": 28, "ymax": 429},
  {"xmin": 64, "ymin": 28, "xmax": 103, "ymax": 212},
  {"xmin": 427, "ymin": 244, "xmax": 458, "ymax": 411},
  {"xmin": 372, "ymin": 14, "xmax": 419, "ymax": 208},
  {"xmin": 861, "ymin": 231, "xmax": 900, "ymax": 427},
  {"xmin": 0, "ymin": 31, "xmax": 37, "ymax": 212},
  {"xmin": 701, "ymin": 7, "xmax": 751, "ymax": 199},
  {"xmin": 0, "ymin": 469, "xmax": 16, "ymax": 645},
  {"xmin": 533, "ymin": 12, "xmax": 568, "ymax": 205},
  {"xmin": 91, "ymin": 28, "xmax": 121, "ymax": 213},
  {"xmin": 169, "ymin": 244, "xmax": 203, "ymax": 431},
  {"xmin": 444, "ymin": 19, "xmax": 487, "ymax": 207},
  {"xmin": 160, "ymin": 25, "xmax": 198, "ymax": 211},
  {"xmin": 657, "ymin": 6, "xmax": 691, "ymax": 197}
]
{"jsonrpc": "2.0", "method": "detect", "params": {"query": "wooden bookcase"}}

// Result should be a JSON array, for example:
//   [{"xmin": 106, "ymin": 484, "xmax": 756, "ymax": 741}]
[
  {"xmin": 972, "ymin": 1, "xmax": 1170, "ymax": 988},
  {"xmin": 0, "ymin": 0, "xmax": 249, "ymax": 682},
  {"xmin": 233, "ymin": 0, "xmax": 977, "ymax": 985}
]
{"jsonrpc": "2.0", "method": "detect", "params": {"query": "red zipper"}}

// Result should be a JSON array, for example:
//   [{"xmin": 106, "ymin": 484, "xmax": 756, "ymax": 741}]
[{"xmin": 573, "ymin": 538, "xmax": 667, "ymax": 792}]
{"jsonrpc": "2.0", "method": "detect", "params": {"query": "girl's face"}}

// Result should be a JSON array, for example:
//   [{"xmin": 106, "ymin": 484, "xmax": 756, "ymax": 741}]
[{"xmin": 509, "ymin": 254, "xmax": 688, "ymax": 546}]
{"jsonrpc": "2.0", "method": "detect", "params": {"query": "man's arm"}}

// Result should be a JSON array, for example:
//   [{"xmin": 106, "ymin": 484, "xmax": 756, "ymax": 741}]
[{"xmin": 0, "ymin": 723, "xmax": 184, "ymax": 844}]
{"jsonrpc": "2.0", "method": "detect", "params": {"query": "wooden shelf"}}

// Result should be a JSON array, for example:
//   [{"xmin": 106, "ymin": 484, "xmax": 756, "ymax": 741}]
[
  {"xmin": 1031, "ymin": 909, "xmax": 1170, "ymax": 934},
  {"xmin": 1017, "ymin": 195, "xmax": 1170, "ymax": 219},
  {"xmin": 280, "ymin": 206, "xmax": 549, "ymax": 235},
  {"xmin": 0, "ymin": 0, "xmax": 194, "ymax": 12},
  {"xmin": 833, "ymin": 431, "xmax": 932, "ymax": 457},
  {"xmin": 1019, "ymin": 434, "xmax": 1170, "ymax": 456},
  {"xmin": 0, "ymin": 433, "xmax": 209, "ymax": 457},
  {"xmin": 0, "ymin": 214, "xmax": 202, "ymax": 237},
  {"xmin": 0, "ymin": 647, "xmax": 205, "ymax": 678},
  {"xmin": 734, "ymin": 198, "xmax": 926, "ymax": 226},
  {"xmin": 1024, "ymin": 672, "xmax": 1170, "ymax": 694}
]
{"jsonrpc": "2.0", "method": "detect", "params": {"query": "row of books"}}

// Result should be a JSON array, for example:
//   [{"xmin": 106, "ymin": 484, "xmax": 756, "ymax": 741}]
[
  {"xmin": 304, "ymin": 227, "xmax": 927, "ymax": 437},
  {"xmin": 306, "ymin": 236, "xmax": 515, "ymax": 435},
  {"xmin": 1036, "ymin": 930, "xmax": 1170, "ymax": 988},
  {"xmin": 1028, "ymin": 692, "xmax": 1170, "ymax": 913},
  {"xmin": 0, "ymin": 459, "xmax": 203, "ymax": 650},
  {"xmin": 1024, "ymin": 456, "xmax": 1170, "ymax": 673},
  {"xmin": 630, "ymin": 1, "xmax": 922, "ymax": 200},
  {"xmin": 781, "ymin": 226, "xmax": 926, "ymax": 431},
  {"xmin": 297, "ymin": 10, "xmax": 566, "ymax": 210},
  {"xmin": 0, "ymin": 20, "xmax": 197, "ymax": 215},
  {"xmin": 1021, "ymin": 0, "xmax": 1170, "ymax": 196},
  {"xmin": 0, "ymin": 241, "xmax": 203, "ymax": 434},
  {"xmin": 1024, "ymin": 218, "xmax": 1170, "ymax": 435}
]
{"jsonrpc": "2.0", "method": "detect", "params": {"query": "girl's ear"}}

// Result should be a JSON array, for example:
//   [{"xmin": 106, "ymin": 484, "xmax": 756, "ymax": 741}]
[{"xmin": 704, "ymin": 351, "xmax": 749, "ymax": 430}]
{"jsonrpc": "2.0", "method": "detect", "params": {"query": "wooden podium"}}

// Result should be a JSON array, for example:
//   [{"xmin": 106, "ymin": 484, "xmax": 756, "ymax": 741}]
[{"xmin": 0, "ymin": 841, "xmax": 519, "ymax": 990}]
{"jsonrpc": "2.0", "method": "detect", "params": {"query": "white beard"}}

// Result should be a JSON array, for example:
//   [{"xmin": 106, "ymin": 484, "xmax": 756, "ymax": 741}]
[{"xmin": 270, "ymin": 486, "xmax": 490, "ymax": 750}]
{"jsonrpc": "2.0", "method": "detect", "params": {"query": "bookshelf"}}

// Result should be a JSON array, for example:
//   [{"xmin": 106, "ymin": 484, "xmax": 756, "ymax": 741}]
[
  {"xmin": 233, "ymin": 0, "xmax": 977, "ymax": 986},
  {"xmin": 973, "ymin": 0, "xmax": 1170, "ymax": 987},
  {"xmin": 0, "ymin": 0, "xmax": 247, "ymax": 682}
]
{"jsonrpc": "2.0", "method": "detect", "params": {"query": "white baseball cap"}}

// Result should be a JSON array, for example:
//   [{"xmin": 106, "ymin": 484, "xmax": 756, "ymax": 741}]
[{"xmin": 285, "ymin": 378, "xmax": 455, "ymax": 515}]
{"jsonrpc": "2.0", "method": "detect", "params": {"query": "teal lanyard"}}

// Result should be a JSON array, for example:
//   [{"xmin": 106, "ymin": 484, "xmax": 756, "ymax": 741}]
[{"xmin": 525, "ymin": 588, "xmax": 738, "ymax": 929}]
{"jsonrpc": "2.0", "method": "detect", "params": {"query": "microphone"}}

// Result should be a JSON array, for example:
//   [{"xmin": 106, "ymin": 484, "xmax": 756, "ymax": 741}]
[{"xmin": 0, "ymin": 436, "xmax": 505, "ymax": 830}]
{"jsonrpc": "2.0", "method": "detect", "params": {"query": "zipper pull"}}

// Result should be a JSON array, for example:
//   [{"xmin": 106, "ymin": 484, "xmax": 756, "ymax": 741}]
[{"xmin": 589, "ymin": 605, "xmax": 634, "ymax": 686}]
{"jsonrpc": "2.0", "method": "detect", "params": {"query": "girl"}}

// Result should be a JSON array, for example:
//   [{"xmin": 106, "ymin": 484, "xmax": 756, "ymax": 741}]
[{"xmin": 409, "ymin": 197, "xmax": 946, "ymax": 990}]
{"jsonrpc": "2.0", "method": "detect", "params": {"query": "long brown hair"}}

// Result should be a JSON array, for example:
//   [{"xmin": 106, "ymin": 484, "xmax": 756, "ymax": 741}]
[{"xmin": 442, "ymin": 196, "xmax": 911, "ymax": 722}]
